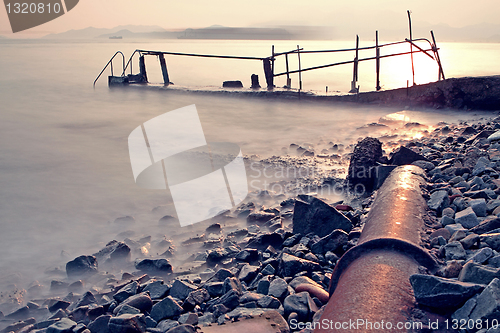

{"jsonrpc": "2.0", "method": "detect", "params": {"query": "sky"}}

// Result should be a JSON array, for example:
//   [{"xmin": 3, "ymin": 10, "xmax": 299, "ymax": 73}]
[{"xmin": 1, "ymin": 0, "xmax": 500, "ymax": 38}]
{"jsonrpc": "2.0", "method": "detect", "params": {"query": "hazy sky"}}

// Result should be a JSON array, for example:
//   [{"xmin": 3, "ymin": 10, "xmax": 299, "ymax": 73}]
[{"xmin": 1, "ymin": 0, "xmax": 500, "ymax": 37}]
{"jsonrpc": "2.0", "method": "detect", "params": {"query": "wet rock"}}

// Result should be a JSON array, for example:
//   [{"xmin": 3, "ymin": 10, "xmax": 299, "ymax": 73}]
[
  {"xmin": 46, "ymin": 318, "xmax": 77, "ymax": 333},
  {"xmin": 114, "ymin": 281, "xmax": 139, "ymax": 303},
  {"xmin": 66, "ymin": 255, "xmax": 98, "ymax": 279},
  {"xmin": 150, "ymin": 296, "xmax": 183, "ymax": 322},
  {"xmin": 114, "ymin": 216, "xmax": 135, "ymax": 224},
  {"xmin": 238, "ymin": 264, "xmax": 259, "ymax": 283},
  {"xmin": 108, "ymin": 314, "xmax": 147, "ymax": 333},
  {"xmin": 430, "ymin": 228, "xmax": 452, "ymax": 241},
  {"xmin": 116, "ymin": 304, "xmax": 141, "ymax": 316},
  {"xmin": 235, "ymin": 249, "xmax": 259, "ymax": 262},
  {"xmin": 178, "ymin": 313, "xmax": 198, "ymax": 326},
  {"xmin": 206, "ymin": 290, "xmax": 240, "ymax": 312},
  {"xmin": 49, "ymin": 300, "xmax": 71, "ymax": 313},
  {"xmin": 279, "ymin": 253, "xmax": 321, "ymax": 277},
  {"xmin": 5, "ymin": 306, "xmax": 30, "ymax": 320},
  {"xmin": 182, "ymin": 289, "xmax": 210, "ymax": 311},
  {"xmin": 310, "ymin": 229, "xmax": 348, "ymax": 255},
  {"xmin": 169, "ymin": 280, "xmax": 197, "ymax": 301},
  {"xmin": 471, "ymin": 218, "xmax": 500, "ymax": 234},
  {"xmin": 436, "ymin": 260, "xmax": 463, "ymax": 279},
  {"xmin": 459, "ymin": 261, "xmax": 500, "ymax": 285},
  {"xmin": 114, "ymin": 293, "xmax": 153, "ymax": 314},
  {"xmin": 247, "ymin": 211, "xmax": 276, "ymax": 225},
  {"xmin": 257, "ymin": 278, "xmax": 271, "ymax": 295},
  {"xmin": 455, "ymin": 207, "xmax": 479, "ymax": 229},
  {"xmin": 451, "ymin": 295, "xmax": 478, "ymax": 322},
  {"xmin": 134, "ymin": 259, "xmax": 172, "ymax": 274},
  {"xmin": 412, "ymin": 160, "xmax": 436, "ymax": 171},
  {"xmin": 257, "ymin": 295, "xmax": 281, "ymax": 309},
  {"xmin": 203, "ymin": 282, "xmax": 224, "ymax": 297},
  {"xmin": 480, "ymin": 233, "xmax": 500, "ymax": 251},
  {"xmin": 390, "ymin": 146, "xmax": 427, "ymax": 166},
  {"xmin": 94, "ymin": 241, "xmax": 131, "ymax": 265},
  {"xmin": 283, "ymin": 291, "xmax": 317, "ymax": 322},
  {"xmin": 444, "ymin": 241, "xmax": 467, "ymax": 260},
  {"xmin": 142, "ymin": 281, "xmax": 170, "ymax": 299},
  {"xmin": 157, "ymin": 319, "xmax": 178, "ymax": 332},
  {"xmin": 347, "ymin": 137, "xmax": 383, "ymax": 192},
  {"xmin": 460, "ymin": 234, "xmax": 480, "ymax": 249},
  {"xmin": 88, "ymin": 315, "xmax": 111, "ymax": 333},
  {"xmin": 293, "ymin": 195, "xmax": 352, "ymax": 238},
  {"xmin": 410, "ymin": 274, "xmax": 484, "ymax": 310},
  {"xmin": 470, "ymin": 198, "xmax": 488, "ymax": 217},
  {"xmin": 427, "ymin": 190, "xmax": 450, "ymax": 216},
  {"xmin": 268, "ymin": 278, "xmax": 289, "ymax": 300},
  {"xmin": 75, "ymin": 291, "xmax": 98, "ymax": 308},
  {"xmin": 469, "ymin": 278, "xmax": 500, "ymax": 321}
]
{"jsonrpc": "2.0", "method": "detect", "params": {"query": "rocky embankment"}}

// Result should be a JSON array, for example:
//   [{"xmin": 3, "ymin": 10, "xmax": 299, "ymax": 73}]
[{"xmin": 2, "ymin": 116, "xmax": 500, "ymax": 333}]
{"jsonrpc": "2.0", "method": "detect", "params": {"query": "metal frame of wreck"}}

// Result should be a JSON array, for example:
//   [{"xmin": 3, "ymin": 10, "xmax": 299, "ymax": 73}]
[{"xmin": 94, "ymin": 15, "xmax": 445, "ymax": 93}]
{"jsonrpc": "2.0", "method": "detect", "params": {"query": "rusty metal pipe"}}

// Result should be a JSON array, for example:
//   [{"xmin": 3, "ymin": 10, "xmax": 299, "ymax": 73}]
[{"xmin": 315, "ymin": 165, "xmax": 438, "ymax": 333}]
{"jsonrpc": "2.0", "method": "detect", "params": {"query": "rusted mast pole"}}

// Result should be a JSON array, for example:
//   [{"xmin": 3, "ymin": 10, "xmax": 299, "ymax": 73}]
[
  {"xmin": 285, "ymin": 53, "xmax": 291, "ymax": 88},
  {"xmin": 376, "ymin": 30, "xmax": 381, "ymax": 91},
  {"xmin": 431, "ymin": 30, "xmax": 446, "ymax": 80},
  {"xmin": 271, "ymin": 45, "xmax": 275, "ymax": 89},
  {"xmin": 297, "ymin": 45, "xmax": 302, "ymax": 91},
  {"xmin": 158, "ymin": 53, "xmax": 170, "ymax": 85},
  {"xmin": 350, "ymin": 35, "xmax": 359, "ymax": 93},
  {"xmin": 408, "ymin": 10, "xmax": 415, "ymax": 86}
]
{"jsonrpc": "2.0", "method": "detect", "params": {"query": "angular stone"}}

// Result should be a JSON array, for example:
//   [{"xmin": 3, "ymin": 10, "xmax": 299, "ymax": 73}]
[
  {"xmin": 410, "ymin": 274, "xmax": 484, "ymax": 310},
  {"xmin": 455, "ymin": 207, "xmax": 479, "ymax": 229},
  {"xmin": 440, "ymin": 215, "xmax": 455, "ymax": 227},
  {"xmin": 412, "ymin": 160, "xmax": 435, "ymax": 171},
  {"xmin": 182, "ymin": 289, "xmax": 210, "ymax": 311},
  {"xmin": 293, "ymin": 195, "xmax": 352, "ymax": 238},
  {"xmin": 257, "ymin": 278, "xmax": 271, "ymax": 295},
  {"xmin": 445, "ymin": 223, "xmax": 466, "ymax": 235},
  {"xmin": 114, "ymin": 281, "xmax": 139, "ymax": 303},
  {"xmin": 235, "ymin": 249, "xmax": 259, "ymax": 262},
  {"xmin": 178, "ymin": 313, "xmax": 198, "ymax": 326},
  {"xmin": 134, "ymin": 259, "xmax": 172, "ymax": 274},
  {"xmin": 279, "ymin": 253, "xmax": 321, "ymax": 278},
  {"xmin": 283, "ymin": 291, "xmax": 317, "ymax": 322},
  {"xmin": 75, "ymin": 291, "xmax": 97, "ymax": 308},
  {"xmin": 470, "ymin": 198, "xmax": 488, "ymax": 217},
  {"xmin": 108, "ymin": 314, "xmax": 147, "ymax": 333},
  {"xmin": 150, "ymin": 296, "xmax": 183, "ymax": 322},
  {"xmin": 49, "ymin": 300, "xmax": 71, "ymax": 313},
  {"xmin": 238, "ymin": 264, "xmax": 259, "ymax": 283},
  {"xmin": 452, "ymin": 296, "xmax": 478, "ymax": 322},
  {"xmin": 247, "ymin": 211, "xmax": 276, "ymax": 225},
  {"xmin": 444, "ymin": 241, "xmax": 467, "ymax": 260},
  {"xmin": 390, "ymin": 146, "xmax": 427, "ymax": 166},
  {"xmin": 310, "ymin": 229, "xmax": 348, "ymax": 255},
  {"xmin": 480, "ymin": 233, "xmax": 500, "ymax": 251},
  {"xmin": 115, "ymin": 304, "xmax": 141, "ymax": 316},
  {"xmin": 94, "ymin": 240, "xmax": 131, "ymax": 264},
  {"xmin": 66, "ymin": 255, "xmax": 98, "ymax": 279},
  {"xmin": 437, "ymin": 260, "xmax": 463, "ymax": 279},
  {"xmin": 471, "ymin": 218, "xmax": 500, "ymax": 234},
  {"xmin": 468, "ymin": 247, "xmax": 493, "ymax": 264},
  {"xmin": 5, "ymin": 306, "xmax": 30, "ymax": 320},
  {"xmin": 206, "ymin": 290, "xmax": 240, "ymax": 312},
  {"xmin": 459, "ymin": 261, "xmax": 500, "ymax": 285},
  {"xmin": 142, "ymin": 280, "xmax": 170, "ymax": 299},
  {"xmin": 430, "ymin": 228, "xmax": 451, "ymax": 241},
  {"xmin": 268, "ymin": 278, "xmax": 289, "ymax": 300},
  {"xmin": 115, "ymin": 293, "xmax": 153, "ymax": 314},
  {"xmin": 428, "ymin": 190, "xmax": 450, "ymax": 216},
  {"xmin": 223, "ymin": 276, "xmax": 242, "ymax": 295},
  {"xmin": 460, "ymin": 234, "xmax": 480, "ymax": 249},
  {"xmin": 203, "ymin": 281, "xmax": 224, "ymax": 298},
  {"xmin": 46, "ymin": 318, "xmax": 77, "ymax": 333},
  {"xmin": 347, "ymin": 137, "xmax": 382, "ymax": 192},
  {"xmin": 169, "ymin": 280, "xmax": 197, "ymax": 301},
  {"xmin": 157, "ymin": 319, "xmax": 179, "ymax": 332},
  {"xmin": 261, "ymin": 264, "xmax": 275, "ymax": 276},
  {"xmin": 470, "ymin": 278, "xmax": 500, "ymax": 321}
]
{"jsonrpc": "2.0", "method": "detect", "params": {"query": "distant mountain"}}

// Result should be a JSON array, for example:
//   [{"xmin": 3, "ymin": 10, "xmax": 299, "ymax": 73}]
[
  {"xmin": 42, "ymin": 25, "xmax": 166, "ymax": 39},
  {"xmin": 97, "ymin": 29, "xmax": 179, "ymax": 39}
]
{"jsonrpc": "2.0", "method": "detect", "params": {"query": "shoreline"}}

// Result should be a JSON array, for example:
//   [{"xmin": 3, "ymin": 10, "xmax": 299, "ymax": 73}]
[
  {"xmin": 120, "ymin": 76, "xmax": 500, "ymax": 111},
  {"xmin": 2, "ymin": 113, "xmax": 500, "ymax": 332}
]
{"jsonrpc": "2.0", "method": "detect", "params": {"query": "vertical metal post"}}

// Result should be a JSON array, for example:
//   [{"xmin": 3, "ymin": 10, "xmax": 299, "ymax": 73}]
[
  {"xmin": 297, "ymin": 45, "xmax": 302, "ymax": 91},
  {"xmin": 285, "ymin": 53, "xmax": 291, "ymax": 88},
  {"xmin": 376, "ymin": 31, "xmax": 381, "ymax": 91},
  {"xmin": 139, "ymin": 55, "xmax": 148, "ymax": 83},
  {"xmin": 263, "ymin": 58, "xmax": 273, "ymax": 89},
  {"xmin": 408, "ymin": 10, "xmax": 415, "ymax": 86},
  {"xmin": 110, "ymin": 60, "xmax": 114, "ymax": 77},
  {"xmin": 431, "ymin": 30, "xmax": 446, "ymax": 80},
  {"xmin": 350, "ymin": 35, "xmax": 359, "ymax": 93},
  {"xmin": 158, "ymin": 53, "xmax": 170, "ymax": 85},
  {"xmin": 271, "ymin": 45, "xmax": 275, "ymax": 88}
]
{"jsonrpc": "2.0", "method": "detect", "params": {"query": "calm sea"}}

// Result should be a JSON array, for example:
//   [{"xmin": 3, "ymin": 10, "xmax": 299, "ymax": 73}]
[{"xmin": 0, "ymin": 38, "xmax": 498, "ymax": 291}]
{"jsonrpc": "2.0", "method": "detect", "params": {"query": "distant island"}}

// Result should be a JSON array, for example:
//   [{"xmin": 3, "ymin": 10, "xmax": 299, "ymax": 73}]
[{"xmin": 2, "ymin": 23, "xmax": 497, "ymax": 42}]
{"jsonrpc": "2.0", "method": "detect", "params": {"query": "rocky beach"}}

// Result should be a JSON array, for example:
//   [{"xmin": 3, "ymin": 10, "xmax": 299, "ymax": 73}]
[{"xmin": 2, "ymin": 111, "xmax": 500, "ymax": 333}]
